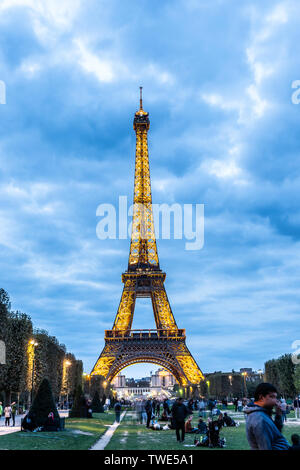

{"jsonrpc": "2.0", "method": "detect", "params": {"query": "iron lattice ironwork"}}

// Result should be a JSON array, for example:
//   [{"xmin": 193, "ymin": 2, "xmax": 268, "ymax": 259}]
[{"xmin": 91, "ymin": 89, "xmax": 204, "ymax": 386}]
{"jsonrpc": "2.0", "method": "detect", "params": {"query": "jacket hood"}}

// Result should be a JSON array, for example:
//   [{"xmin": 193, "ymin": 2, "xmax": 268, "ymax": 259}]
[{"xmin": 243, "ymin": 404, "xmax": 272, "ymax": 416}]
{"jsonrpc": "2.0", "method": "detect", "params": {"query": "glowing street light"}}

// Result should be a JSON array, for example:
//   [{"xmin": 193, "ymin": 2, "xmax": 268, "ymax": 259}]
[
  {"xmin": 29, "ymin": 340, "xmax": 38, "ymax": 405},
  {"xmin": 242, "ymin": 372, "xmax": 248, "ymax": 397}
]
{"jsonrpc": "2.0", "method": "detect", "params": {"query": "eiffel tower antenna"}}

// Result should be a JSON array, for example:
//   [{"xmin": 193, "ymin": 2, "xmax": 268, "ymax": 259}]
[
  {"xmin": 139, "ymin": 86, "xmax": 143, "ymax": 110},
  {"xmin": 91, "ymin": 89, "xmax": 204, "ymax": 392}
]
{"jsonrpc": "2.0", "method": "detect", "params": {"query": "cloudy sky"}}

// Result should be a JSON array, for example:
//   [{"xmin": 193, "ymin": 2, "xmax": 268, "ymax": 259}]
[{"xmin": 0, "ymin": 0, "xmax": 300, "ymax": 378}]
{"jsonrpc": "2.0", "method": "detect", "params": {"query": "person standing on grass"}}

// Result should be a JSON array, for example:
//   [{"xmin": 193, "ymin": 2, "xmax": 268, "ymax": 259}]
[
  {"xmin": 171, "ymin": 397, "xmax": 188, "ymax": 443},
  {"xmin": 145, "ymin": 398, "xmax": 152, "ymax": 428},
  {"xmin": 280, "ymin": 398, "xmax": 287, "ymax": 422},
  {"xmin": 11, "ymin": 402, "xmax": 17, "ymax": 426},
  {"xmin": 156, "ymin": 401, "xmax": 160, "ymax": 417},
  {"xmin": 244, "ymin": 383, "xmax": 290, "ymax": 450},
  {"xmin": 294, "ymin": 396, "xmax": 300, "ymax": 419},
  {"xmin": 0, "ymin": 401, "xmax": 3, "ymax": 423},
  {"xmin": 114, "ymin": 401, "xmax": 122, "ymax": 423},
  {"xmin": 4, "ymin": 404, "xmax": 11, "ymax": 426},
  {"xmin": 233, "ymin": 398, "xmax": 238, "ymax": 412},
  {"xmin": 163, "ymin": 398, "xmax": 170, "ymax": 416}
]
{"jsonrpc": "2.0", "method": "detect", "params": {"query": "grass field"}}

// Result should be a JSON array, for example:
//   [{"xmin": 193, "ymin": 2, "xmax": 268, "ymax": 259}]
[
  {"xmin": 106, "ymin": 410, "xmax": 300, "ymax": 451},
  {"xmin": 0, "ymin": 412, "xmax": 115, "ymax": 450},
  {"xmin": 0, "ymin": 409, "xmax": 299, "ymax": 450}
]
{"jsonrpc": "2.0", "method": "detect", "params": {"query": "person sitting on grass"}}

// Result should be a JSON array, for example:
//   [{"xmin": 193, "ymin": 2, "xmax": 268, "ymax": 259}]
[
  {"xmin": 21, "ymin": 412, "xmax": 37, "ymax": 432},
  {"xmin": 185, "ymin": 415, "xmax": 198, "ymax": 433},
  {"xmin": 197, "ymin": 418, "xmax": 207, "ymax": 434},
  {"xmin": 289, "ymin": 434, "xmax": 300, "ymax": 451},
  {"xmin": 208, "ymin": 416, "xmax": 225, "ymax": 448},
  {"xmin": 223, "ymin": 412, "xmax": 239, "ymax": 427}
]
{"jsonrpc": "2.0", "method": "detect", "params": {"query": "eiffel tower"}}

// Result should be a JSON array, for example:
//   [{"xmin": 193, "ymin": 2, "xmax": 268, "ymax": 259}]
[{"xmin": 91, "ymin": 89, "xmax": 204, "ymax": 388}]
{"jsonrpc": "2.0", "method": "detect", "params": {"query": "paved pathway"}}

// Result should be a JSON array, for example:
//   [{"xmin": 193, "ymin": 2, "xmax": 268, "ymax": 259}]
[{"xmin": 90, "ymin": 411, "xmax": 126, "ymax": 450}]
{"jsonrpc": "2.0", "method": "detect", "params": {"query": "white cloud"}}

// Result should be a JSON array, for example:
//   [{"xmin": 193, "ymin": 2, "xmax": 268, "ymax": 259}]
[{"xmin": 74, "ymin": 38, "xmax": 116, "ymax": 83}]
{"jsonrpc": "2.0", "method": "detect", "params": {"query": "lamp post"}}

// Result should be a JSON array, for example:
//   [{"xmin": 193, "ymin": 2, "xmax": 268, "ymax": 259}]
[
  {"xmin": 30, "ymin": 340, "xmax": 38, "ymax": 405},
  {"xmin": 242, "ymin": 372, "xmax": 248, "ymax": 397},
  {"xmin": 206, "ymin": 380, "xmax": 210, "ymax": 398},
  {"xmin": 228, "ymin": 375, "xmax": 233, "ymax": 398},
  {"xmin": 64, "ymin": 360, "xmax": 72, "ymax": 408}
]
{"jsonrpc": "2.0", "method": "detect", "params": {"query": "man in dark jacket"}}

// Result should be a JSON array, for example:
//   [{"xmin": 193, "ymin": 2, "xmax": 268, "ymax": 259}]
[
  {"xmin": 145, "ymin": 399, "xmax": 152, "ymax": 428},
  {"xmin": 244, "ymin": 383, "xmax": 289, "ymax": 450},
  {"xmin": 171, "ymin": 397, "xmax": 188, "ymax": 443}
]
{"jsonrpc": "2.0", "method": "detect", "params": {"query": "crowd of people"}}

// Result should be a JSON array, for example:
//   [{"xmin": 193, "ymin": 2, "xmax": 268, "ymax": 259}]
[{"xmin": 110, "ymin": 387, "xmax": 300, "ymax": 450}]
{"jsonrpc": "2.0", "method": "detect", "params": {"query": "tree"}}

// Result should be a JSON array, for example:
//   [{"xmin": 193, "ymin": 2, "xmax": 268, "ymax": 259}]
[
  {"xmin": 294, "ymin": 364, "xmax": 300, "ymax": 395},
  {"xmin": 69, "ymin": 385, "xmax": 87, "ymax": 418},
  {"xmin": 34, "ymin": 329, "xmax": 66, "ymax": 399},
  {"xmin": 89, "ymin": 375, "xmax": 105, "ymax": 400},
  {"xmin": 277, "ymin": 354, "xmax": 295, "ymax": 397},
  {"xmin": 265, "ymin": 354, "xmax": 296, "ymax": 397},
  {"xmin": 0, "ymin": 310, "xmax": 32, "ymax": 403},
  {"xmin": 28, "ymin": 377, "xmax": 59, "ymax": 427},
  {"xmin": 91, "ymin": 390, "xmax": 104, "ymax": 413},
  {"xmin": 265, "ymin": 359, "xmax": 281, "ymax": 391}
]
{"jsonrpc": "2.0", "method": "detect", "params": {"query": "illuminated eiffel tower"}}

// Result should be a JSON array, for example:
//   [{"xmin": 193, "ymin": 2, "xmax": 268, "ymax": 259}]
[{"xmin": 91, "ymin": 89, "xmax": 204, "ymax": 388}]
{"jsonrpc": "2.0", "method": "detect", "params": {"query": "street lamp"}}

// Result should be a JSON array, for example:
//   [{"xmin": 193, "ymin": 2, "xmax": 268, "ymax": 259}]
[
  {"xmin": 29, "ymin": 340, "xmax": 38, "ymax": 405},
  {"xmin": 206, "ymin": 380, "xmax": 210, "ymax": 397},
  {"xmin": 64, "ymin": 360, "xmax": 72, "ymax": 407},
  {"xmin": 228, "ymin": 375, "xmax": 233, "ymax": 398},
  {"xmin": 242, "ymin": 372, "xmax": 248, "ymax": 397}
]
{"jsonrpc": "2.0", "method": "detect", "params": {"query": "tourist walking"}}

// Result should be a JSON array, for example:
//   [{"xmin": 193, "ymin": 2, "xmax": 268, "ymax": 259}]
[
  {"xmin": 135, "ymin": 400, "xmax": 143, "ymax": 424},
  {"xmin": 233, "ymin": 398, "xmax": 238, "ymax": 412},
  {"xmin": 280, "ymin": 398, "xmax": 287, "ymax": 422},
  {"xmin": 171, "ymin": 397, "xmax": 188, "ymax": 443},
  {"xmin": 163, "ymin": 398, "xmax": 170, "ymax": 415},
  {"xmin": 145, "ymin": 398, "xmax": 152, "ymax": 428},
  {"xmin": 114, "ymin": 401, "xmax": 121, "ymax": 423},
  {"xmin": 156, "ymin": 401, "xmax": 160, "ymax": 417},
  {"xmin": 244, "ymin": 383, "xmax": 289, "ymax": 450},
  {"xmin": 4, "ymin": 404, "xmax": 12, "ymax": 427},
  {"xmin": 141, "ymin": 400, "xmax": 147, "ymax": 425},
  {"xmin": 11, "ymin": 402, "xmax": 17, "ymax": 426}
]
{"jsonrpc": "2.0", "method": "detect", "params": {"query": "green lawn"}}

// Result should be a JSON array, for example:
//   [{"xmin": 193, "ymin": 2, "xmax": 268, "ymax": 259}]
[
  {"xmin": 0, "ymin": 412, "xmax": 115, "ymax": 450},
  {"xmin": 1, "ymin": 410, "xmax": 299, "ymax": 450},
  {"xmin": 105, "ymin": 411, "xmax": 300, "ymax": 451}
]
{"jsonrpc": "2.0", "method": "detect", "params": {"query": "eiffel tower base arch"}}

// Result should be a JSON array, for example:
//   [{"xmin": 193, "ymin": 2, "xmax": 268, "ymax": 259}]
[{"xmin": 91, "ymin": 329, "xmax": 204, "ymax": 387}]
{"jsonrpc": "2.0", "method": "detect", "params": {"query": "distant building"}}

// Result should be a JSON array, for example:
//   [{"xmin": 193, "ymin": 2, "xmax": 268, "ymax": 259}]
[{"xmin": 112, "ymin": 368, "xmax": 176, "ymax": 398}]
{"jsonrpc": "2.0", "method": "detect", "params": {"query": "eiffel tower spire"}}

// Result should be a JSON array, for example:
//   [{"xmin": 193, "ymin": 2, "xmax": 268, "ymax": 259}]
[
  {"xmin": 128, "ymin": 87, "xmax": 159, "ymax": 270},
  {"xmin": 91, "ymin": 90, "xmax": 204, "ymax": 388}
]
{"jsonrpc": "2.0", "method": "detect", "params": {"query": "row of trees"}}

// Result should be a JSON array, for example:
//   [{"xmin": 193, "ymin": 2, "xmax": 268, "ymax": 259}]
[
  {"xmin": 265, "ymin": 354, "xmax": 300, "ymax": 398},
  {"xmin": 0, "ymin": 288, "xmax": 83, "ymax": 405}
]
